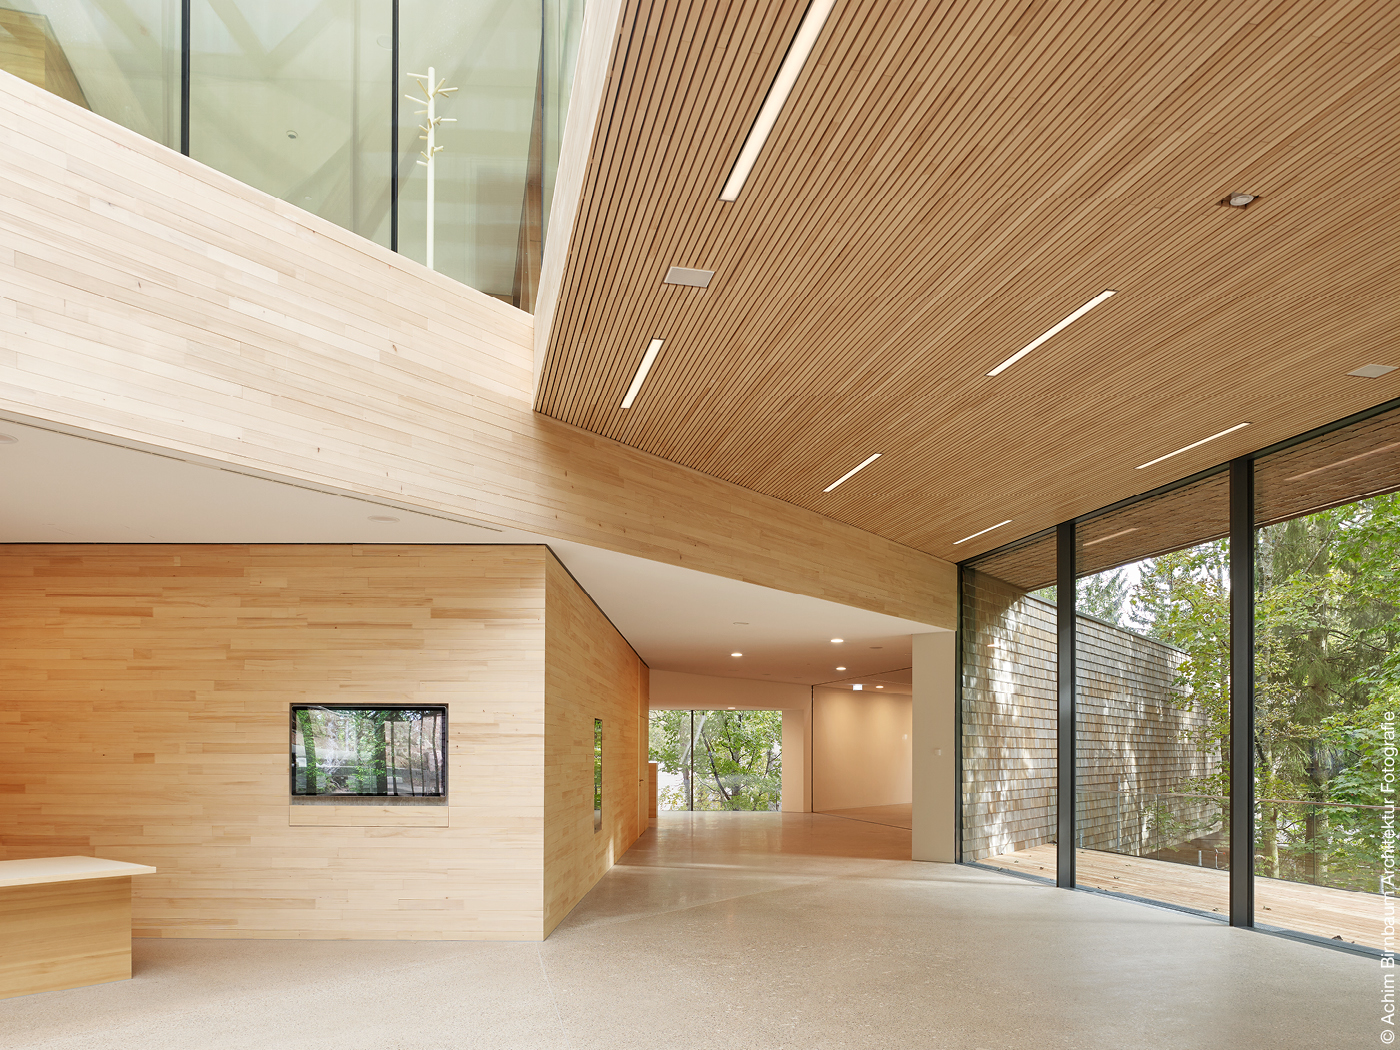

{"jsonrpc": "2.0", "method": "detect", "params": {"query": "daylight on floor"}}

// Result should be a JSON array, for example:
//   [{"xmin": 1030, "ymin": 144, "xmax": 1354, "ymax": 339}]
[{"xmin": 0, "ymin": 1, "xmax": 1393, "ymax": 1047}]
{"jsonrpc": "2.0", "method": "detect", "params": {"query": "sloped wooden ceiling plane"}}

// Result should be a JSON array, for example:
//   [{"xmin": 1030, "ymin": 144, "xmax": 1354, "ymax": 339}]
[{"xmin": 539, "ymin": 0, "xmax": 1400, "ymax": 563}]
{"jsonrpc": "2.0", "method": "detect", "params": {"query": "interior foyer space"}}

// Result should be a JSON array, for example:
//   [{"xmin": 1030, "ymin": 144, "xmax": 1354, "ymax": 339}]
[
  {"xmin": 1, "ymin": 0, "xmax": 1395, "ymax": 1041},
  {"xmin": 4, "ymin": 814, "xmax": 1373, "ymax": 1050}
]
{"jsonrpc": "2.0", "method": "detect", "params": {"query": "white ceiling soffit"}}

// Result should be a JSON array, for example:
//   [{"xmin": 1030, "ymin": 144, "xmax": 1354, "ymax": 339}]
[{"xmin": 0, "ymin": 416, "xmax": 944, "ymax": 685}]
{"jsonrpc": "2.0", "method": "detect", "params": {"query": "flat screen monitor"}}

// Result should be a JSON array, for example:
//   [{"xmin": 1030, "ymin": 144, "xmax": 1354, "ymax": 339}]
[{"xmin": 291, "ymin": 705, "xmax": 446, "ymax": 797}]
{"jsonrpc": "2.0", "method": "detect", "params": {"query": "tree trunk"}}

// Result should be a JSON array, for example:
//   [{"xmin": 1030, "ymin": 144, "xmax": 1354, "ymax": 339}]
[{"xmin": 297, "ymin": 709, "xmax": 320, "ymax": 795}]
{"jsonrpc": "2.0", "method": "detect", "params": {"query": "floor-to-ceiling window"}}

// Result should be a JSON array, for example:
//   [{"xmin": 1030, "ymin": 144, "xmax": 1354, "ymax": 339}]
[
  {"xmin": 648, "ymin": 709, "xmax": 782, "ymax": 812},
  {"xmin": 1251, "ymin": 408, "xmax": 1399, "ymax": 949},
  {"xmin": 1073, "ymin": 474, "xmax": 1231, "ymax": 915},
  {"xmin": 961, "ymin": 529, "xmax": 1058, "ymax": 881},
  {"xmin": 959, "ymin": 398, "xmax": 1399, "ymax": 954}
]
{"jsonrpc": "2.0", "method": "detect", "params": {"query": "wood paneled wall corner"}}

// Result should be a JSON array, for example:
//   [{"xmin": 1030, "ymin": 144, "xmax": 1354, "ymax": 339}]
[
  {"xmin": 542, "ymin": 551, "xmax": 645, "ymax": 936},
  {"xmin": 0, "ymin": 544, "xmax": 552, "ymax": 939}
]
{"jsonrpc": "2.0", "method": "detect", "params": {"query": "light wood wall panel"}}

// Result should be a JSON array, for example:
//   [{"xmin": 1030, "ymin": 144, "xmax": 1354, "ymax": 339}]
[
  {"xmin": 543, "ymin": 553, "xmax": 645, "ymax": 935},
  {"xmin": 0, "ymin": 71, "xmax": 954, "ymax": 629},
  {"xmin": 0, "ymin": 544, "xmax": 553, "ymax": 939}
]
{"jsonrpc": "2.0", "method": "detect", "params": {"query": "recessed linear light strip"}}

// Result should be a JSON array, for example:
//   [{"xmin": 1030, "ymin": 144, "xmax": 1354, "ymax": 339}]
[
  {"xmin": 986, "ymin": 290, "xmax": 1117, "ymax": 377},
  {"xmin": 1284, "ymin": 442, "xmax": 1400, "ymax": 482},
  {"xmin": 953, "ymin": 519, "xmax": 1012, "ymax": 545},
  {"xmin": 719, "ymin": 0, "xmax": 839, "ymax": 202},
  {"xmin": 1082, "ymin": 526, "xmax": 1138, "ymax": 548},
  {"xmin": 1136, "ymin": 422, "xmax": 1251, "ymax": 470},
  {"xmin": 620, "ymin": 338, "xmax": 664, "ymax": 409},
  {"xmin": 823, "ymin": 452, "xmax": 881, "ymax": 493}
]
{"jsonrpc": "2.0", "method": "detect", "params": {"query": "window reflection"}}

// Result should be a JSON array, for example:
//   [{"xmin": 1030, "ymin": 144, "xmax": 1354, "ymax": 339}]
[
  {"xmin": 1074, "ymin": 477, "xmax": 1231, "ymax": 916},
  {"xmin": 4, "ymin": 0, "xmax": 585, "ymax": 307},
  {"xmin": 189, "ymin": 0, "xmax": 392, "ymax": 246},
  {"xmin": 0, "ymin": 0, "xmax": 179, "ymax": 147}
]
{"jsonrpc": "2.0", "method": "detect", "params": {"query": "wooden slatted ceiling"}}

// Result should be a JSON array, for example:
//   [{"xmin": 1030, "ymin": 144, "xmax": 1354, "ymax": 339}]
[{"xmin": 539, "ymin": 0, "xmax": 1400, "ymax": 563}]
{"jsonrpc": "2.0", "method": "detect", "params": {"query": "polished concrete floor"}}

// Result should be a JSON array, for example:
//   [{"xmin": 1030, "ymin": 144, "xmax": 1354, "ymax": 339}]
[{"xmin": 1, "ymin": 813, "xmax": 1376, "ymax": 1050}]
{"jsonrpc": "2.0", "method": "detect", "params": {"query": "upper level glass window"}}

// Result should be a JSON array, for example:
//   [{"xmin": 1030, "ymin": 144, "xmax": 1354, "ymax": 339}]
[
  {"xmin": 2, "ymin": 0, "xmax": 587, "ymax": 311},
  {"xmin": 0, "ymin": 1, "xmax": 180, "ymax": 148}
]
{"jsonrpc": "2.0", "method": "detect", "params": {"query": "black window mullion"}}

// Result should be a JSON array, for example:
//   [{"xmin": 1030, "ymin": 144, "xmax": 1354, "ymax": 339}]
[
  {"xmin": 180, "ymin": 0, "xmax": 190, "ymax": 155},
  {"xmin": 390, "ymin": 0, "xmax": 399, "ymax": 252},
  {"xmin": 1056, "ymin": 520, "xmax": 1076, "ymax": 888},
  {"xmin": 1229, "ymin": 457, "xmax": 1255, "ymax": 926}
]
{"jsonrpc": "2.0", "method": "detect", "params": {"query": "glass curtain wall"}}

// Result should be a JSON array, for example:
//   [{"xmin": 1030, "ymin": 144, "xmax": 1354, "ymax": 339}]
[
  {"xmin": 648, "ymin": 709, "xmax": 783, "ymax": 812},
  {"xmin": 1252, "ymin": 408, "xmax": 1399, "ymax": 949},
  {"xmin": 0, "ymin": 0, "xmax": 180, "ymax": 147},
  {"xmin": 398, "ymin": 0, "xmax": 542, "ymax": 300},
  {"xmin": 190, "ymin": 0, "xmax": 392, "ymax": 246},
  {"xmin": 961, "ymin": 530, "xmax": 1058, "ymax": 881},
  {"xmin": 1073, "ymin": 475, "xmax": 1231, "ymax": 914},
  {"xmin": 541, "ymin": 0, "xmax": 583, "ymax": 240},
  {"xmin": 959, "ymin": 399, "xmax": 1400, "ymax": 953},
  {"xmin": 6, "ymin": 0, "xmax": 584, "ymax": 308}
]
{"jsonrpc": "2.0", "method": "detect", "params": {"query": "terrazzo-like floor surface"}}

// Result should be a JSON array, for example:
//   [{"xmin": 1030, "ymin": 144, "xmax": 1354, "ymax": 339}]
[{"xmin": 1, "ymin": 813, "xmax": 1375, "ymax": 1050}]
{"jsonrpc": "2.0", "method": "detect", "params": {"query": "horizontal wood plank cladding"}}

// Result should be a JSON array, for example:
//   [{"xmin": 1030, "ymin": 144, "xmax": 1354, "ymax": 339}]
[
  {"xmin": 0, "ymin": 877, "xmax": 132, "ymax": 998},
  {"xmin": 537, "ymin": 0, "xmax": 1400, "ymax": 562},
  {"xmin": 0, "ymin": 545, "xmax": 550, "ymax": 940},
  {"xmin": 0, "ymin": 70, "xmax": 952, "ymax": 628},
  {"xmin": 288, "ymin": 807, "xmax": 450, "ymax": 828},
  {"xmin": 543, "ymin": 552, "xmax": 645, "ymax": 935}
]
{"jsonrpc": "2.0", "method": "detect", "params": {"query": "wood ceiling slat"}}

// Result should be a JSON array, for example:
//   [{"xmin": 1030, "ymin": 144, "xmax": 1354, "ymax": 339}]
[
  {"xmin": 539, "ymin": 0, "xmax": 1400, "ymax": 562},
  {"xmin": 564, "ymin": 0, "xmax": 799, "ymax": 426}
]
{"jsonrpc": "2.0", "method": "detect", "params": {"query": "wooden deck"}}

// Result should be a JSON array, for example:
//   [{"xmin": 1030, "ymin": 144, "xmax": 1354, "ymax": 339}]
[{"xmin": 979, "ymin": 844, "xmax": 1382, "ymax": 949}]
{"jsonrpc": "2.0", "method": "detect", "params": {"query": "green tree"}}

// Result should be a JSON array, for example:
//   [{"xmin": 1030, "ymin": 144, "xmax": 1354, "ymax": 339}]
[
  {"xmin": 1078, "ymin": 569, "xmax": 1130, "ymax": 627},
  {"xmin": 649, "ymin": 710, "xmax": 782, "ymax": 811},
  {"xmin": 1254, "ymin": 494, "xmax": 1400, "ymax": 886}
]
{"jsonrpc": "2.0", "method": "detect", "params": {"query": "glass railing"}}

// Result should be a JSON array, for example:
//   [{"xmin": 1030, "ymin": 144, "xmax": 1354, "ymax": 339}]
[{"xmin": 1, "ymin": 0, "xmax": 584, "ymax": 309}]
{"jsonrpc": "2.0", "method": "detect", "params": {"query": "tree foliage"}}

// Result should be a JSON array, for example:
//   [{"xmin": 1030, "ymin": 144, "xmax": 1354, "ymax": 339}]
[
  {"xmin": 649, "ymin": 709, "xmax": 782, "ymax": 811},
  {"xmin": 1093, "ymin": 493, "xmax": 1398, "ymax": 890}
]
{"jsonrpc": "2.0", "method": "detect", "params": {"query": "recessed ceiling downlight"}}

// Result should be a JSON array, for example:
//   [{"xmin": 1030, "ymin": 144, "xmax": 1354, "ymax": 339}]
[
  {"xmin": 0, "ymin": 434, "xmax": 17, "ymax": 444},
  {"xmin": 368, "ymin": 515, "xmax": 399, "ymax": 522},
  {"xmin": 1222, "ymin": 192, "xmax": 1258, "ymax": 208},
  {"xmin": 731, "ymin": 652, "xmax": 743, "ymax": 657}
]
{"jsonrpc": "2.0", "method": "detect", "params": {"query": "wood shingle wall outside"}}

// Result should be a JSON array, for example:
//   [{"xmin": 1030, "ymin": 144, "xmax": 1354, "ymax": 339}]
[{"xmin": 962, "ymin": 571, "xmax": 1219, "ymax": 863}]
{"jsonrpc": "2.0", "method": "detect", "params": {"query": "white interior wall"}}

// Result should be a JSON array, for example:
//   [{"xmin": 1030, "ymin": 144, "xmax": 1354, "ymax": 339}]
[
  {"xmin": 811, "ymin": 687, "xmax": 913, "ymax": 811},
  {"xmin": 647, "ymin": 670, "xmax": 811, "ymax": 812}
]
